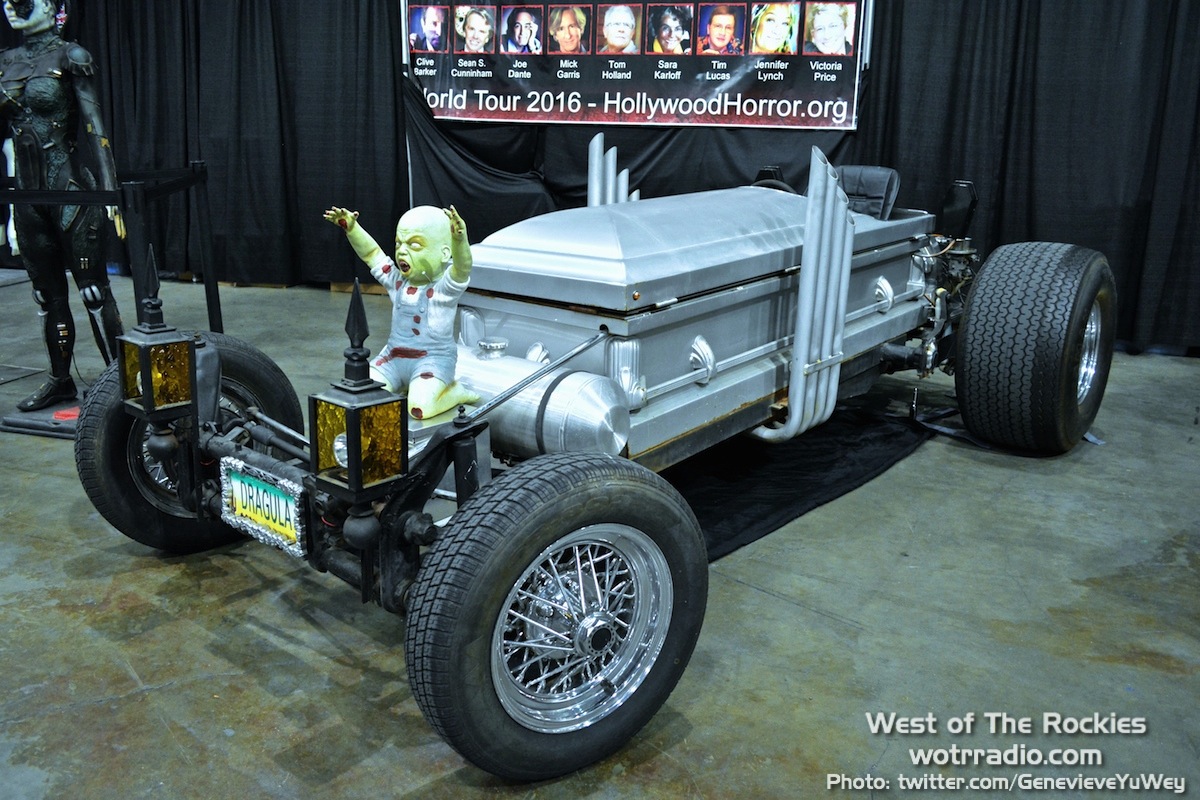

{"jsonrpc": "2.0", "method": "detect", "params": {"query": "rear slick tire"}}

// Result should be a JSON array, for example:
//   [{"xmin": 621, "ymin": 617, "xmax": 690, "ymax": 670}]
[
  {"xmin": 955, "ymin": 242, "xmax": 1116, "ymax": 454},
  {"xmin": 404, "ymin": 452, "xmax": 708, "ymax": 781}
]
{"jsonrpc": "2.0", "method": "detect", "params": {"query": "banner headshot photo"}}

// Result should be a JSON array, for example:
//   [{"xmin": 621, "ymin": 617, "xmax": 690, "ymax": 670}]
[
  {"xmin": 696, "ymin": 4, "xmax": 744, "ymax": 55},
  {"xmin": 749, "ymin": 3, "xmax": 799, "ymax": 55},
  {"xmin": 647, "ymin": 5, "xmax": 693, "ymax": 55},
  {"xmin": 547, "ymin": 5, "xmax": 590, "ymax": 54},
  {"xmin": 456, "ymin": 6, "xmax": 497, "ymax": 53},
  {"xmin": 802, "ymin": 1, "xmax": 854, "ymax": 55},
  {"xmin": 501, "ymin": 5, "xmax": 542, "ymax": 53},
  {"xmin": 596, "ymin": 4, "xmax": 641, "ymax": 54},
  {"xmin": 410, "ymin": 5, "xmax": 449, "ymax": 52}
]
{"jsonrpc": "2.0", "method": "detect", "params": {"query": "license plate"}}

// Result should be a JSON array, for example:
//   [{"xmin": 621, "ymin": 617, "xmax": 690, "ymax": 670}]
[{"xmin": 220, "ymin": 457, "xmax": 307, "ymax": 557}]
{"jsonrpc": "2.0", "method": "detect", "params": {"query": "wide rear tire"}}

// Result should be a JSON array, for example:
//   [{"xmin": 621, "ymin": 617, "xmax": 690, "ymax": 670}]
[
  {"xmin": 404, "ymin": 452, "xmax": 708, "ymax": 781},
  {"xmin": 74, "ymin": 331, "xmax": 303, "ymax": 552},
  {"xmin": 956, "ymin": 242, "xmax": 1116, "ymax": 454}
]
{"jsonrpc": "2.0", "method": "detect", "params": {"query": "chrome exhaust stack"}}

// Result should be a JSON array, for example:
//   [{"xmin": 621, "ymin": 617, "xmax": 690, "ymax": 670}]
[{"xmin": 750, "ymin": 146, "xmax": 854, "ymax": 442}]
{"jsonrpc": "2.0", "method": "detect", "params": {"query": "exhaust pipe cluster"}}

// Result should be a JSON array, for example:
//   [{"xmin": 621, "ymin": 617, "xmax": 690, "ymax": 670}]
[
  {"xmin": 751, "ymin": 146, "xmax": 854, "ymax": 442},
  {"xmin": 586, "ymin": 133, "xmax": 640, "ymax": 207}
]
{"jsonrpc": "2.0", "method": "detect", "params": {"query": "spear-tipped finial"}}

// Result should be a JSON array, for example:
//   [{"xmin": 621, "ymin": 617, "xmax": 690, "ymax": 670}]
[
  {"xmin": 342, "ymin": 279, "xmax": 372, "ymax": 384},
  {"xmin": 138, "ymin": 244, "xmax": 169, "ymax": 329}
]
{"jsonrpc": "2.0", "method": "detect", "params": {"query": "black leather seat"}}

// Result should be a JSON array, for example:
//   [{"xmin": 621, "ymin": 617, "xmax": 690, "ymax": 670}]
[{"xmin": 835, "ymin": 165, "xmax": 901, "ymax": 220}]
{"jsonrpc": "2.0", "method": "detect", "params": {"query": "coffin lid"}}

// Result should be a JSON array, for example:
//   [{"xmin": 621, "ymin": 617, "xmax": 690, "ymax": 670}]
[{"xmin": 468, "ymin": 187, "xmax": 810, "ymax": 313}]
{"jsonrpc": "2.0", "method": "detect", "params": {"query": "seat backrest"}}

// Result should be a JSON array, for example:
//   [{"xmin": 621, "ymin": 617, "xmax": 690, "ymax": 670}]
[{"xmin": 834, "ymin": 165, "xmax": 901, "ymax": 220}]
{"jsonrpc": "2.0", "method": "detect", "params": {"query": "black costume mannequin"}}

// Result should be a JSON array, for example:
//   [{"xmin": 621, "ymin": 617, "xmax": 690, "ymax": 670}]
[{"xmin": 1, "ymin": 0, "xmax": 124, "ymax": 411}]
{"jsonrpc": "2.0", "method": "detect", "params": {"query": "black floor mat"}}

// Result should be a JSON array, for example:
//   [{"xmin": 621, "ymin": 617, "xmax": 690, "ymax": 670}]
[
  {"xmin": 0, "ymin": 401, "xmax": 79, "ymax": 440},
  {"xmin": 662, "ymin": 406, "xmax": 932, "ymax": 561}
]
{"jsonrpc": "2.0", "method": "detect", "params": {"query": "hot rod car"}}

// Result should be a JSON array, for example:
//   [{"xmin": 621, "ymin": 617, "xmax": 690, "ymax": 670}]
[{"xmin": 74, "ymin": 144, "xmax": 1116, "ymax": 781}]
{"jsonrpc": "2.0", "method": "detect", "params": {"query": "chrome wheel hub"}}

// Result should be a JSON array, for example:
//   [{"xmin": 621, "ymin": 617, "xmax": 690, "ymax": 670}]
[
  {"xmin": 1077, "ymin": 300, "xmax": 1102, "ymax": 404},
  {"xmin": 575, "ymin": 613, "xmax": 619, "ymax": 658}
]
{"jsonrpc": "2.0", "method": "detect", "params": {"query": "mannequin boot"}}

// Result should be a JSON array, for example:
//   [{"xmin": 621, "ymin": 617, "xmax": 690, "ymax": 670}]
[
  {"xmin": 17, "ymin": 294, "xmax": 78, "ymax": 412},
  {"xmin": 17, "ymin": 374, "xmax": 77, "ymax": 412}
]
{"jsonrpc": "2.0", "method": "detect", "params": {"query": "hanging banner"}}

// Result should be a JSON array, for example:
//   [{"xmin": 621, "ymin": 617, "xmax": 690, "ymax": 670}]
[{"xmin": 406, "ymin": 1, "xmax": 865, "ymax": 129}]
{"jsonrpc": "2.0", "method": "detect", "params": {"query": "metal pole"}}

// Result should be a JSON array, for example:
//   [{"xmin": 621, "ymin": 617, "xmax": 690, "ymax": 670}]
[
  {"xmin": 190, "ymin": 161, "xmax": 224, "ymax": 332},
  {"xmin": 119, "ymin": 181, "xmax": 151, "ymax": 324}
]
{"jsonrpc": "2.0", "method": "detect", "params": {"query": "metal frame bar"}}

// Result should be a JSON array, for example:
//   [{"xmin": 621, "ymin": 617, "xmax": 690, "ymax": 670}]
[{"xmin": 1, "ymin": 162, "xmax": 223, "ymax": 332}]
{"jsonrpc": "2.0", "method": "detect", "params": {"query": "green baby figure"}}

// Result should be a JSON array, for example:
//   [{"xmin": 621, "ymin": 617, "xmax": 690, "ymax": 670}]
[{"xmin": 324, "ymin": 204, "xmax": 480, "ymax": 419}]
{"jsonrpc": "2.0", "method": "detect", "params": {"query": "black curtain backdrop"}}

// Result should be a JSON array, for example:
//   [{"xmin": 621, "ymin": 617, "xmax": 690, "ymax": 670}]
[
  {"xmin": 23, "ymin": 0, "xmax": 411, "ymax": 288},
  {"xmin": 3, "ymin": 1, "xmax": 1195, "ymax": 348}
]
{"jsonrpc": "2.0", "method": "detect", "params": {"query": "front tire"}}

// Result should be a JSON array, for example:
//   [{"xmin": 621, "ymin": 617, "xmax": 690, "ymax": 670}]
[
  {"xmin": 956, "ymin": 242, "xmax": 1116, "ymax": 454},
  {"xmin": 74, "ymin": 331, "xmax": 303, "ymax": 552},
  {"xmin": 404, "ymin": 452, "xmax": 708, "ymax": 781}
]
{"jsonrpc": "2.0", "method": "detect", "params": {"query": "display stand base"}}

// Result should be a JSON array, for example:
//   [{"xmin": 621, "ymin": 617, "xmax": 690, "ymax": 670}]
[{"xmin": 0, "ymin": 402, "xmax": 79, "ymax": 440}]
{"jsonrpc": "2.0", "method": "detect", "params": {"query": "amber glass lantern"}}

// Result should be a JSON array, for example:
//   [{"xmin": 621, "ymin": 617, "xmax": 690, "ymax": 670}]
[
  {"xmin": 308, "ymin": 281, "xmax": 408, "ymax": 502},
  {"xmin": 118, "ymin": 289, "xmax": 195, "ymax": 422}
]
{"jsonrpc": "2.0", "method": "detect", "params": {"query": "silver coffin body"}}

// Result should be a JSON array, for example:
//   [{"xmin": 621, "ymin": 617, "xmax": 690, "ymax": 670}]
[{"xmin": 458, "ymin": 183, "xmax": 935, "ymax": 470}]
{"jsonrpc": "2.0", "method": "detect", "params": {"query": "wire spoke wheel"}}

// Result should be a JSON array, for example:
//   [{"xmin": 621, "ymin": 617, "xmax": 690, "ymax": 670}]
[
  {"xmin": 405, "ymin": 452, "xmax": 707, "ymax": 781},
  {"xmin": 492, "ymin": 524, "xmax": 672, "ymax": 733}
]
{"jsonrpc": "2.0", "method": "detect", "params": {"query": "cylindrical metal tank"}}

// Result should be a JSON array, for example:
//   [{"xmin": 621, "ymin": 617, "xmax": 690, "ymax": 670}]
[{"xmin": 455, "ymin": 344, "xmax": 630, "ymax": 458}]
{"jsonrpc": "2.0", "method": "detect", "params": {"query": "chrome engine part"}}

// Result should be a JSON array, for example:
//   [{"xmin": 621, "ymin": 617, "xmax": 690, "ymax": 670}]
[{"xmin": 456, "ymin": 344, "xmax": 630, "ymax": 458}]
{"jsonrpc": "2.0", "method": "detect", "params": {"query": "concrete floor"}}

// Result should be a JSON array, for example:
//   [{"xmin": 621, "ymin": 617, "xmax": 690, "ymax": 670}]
[{"xmin": 0, "ymin": 273, "xmax": 1196, "ymax": 799}]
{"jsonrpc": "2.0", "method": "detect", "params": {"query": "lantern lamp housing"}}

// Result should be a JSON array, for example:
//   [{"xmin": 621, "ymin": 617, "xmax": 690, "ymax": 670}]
[
  {"xmin": 308, "ymin": 279, "xmax": 409, "ymax": 502},
  {"xmin": 118, "ymin": 310, "xmax": 196, "ymax": 422},
  {"xmin": 309, "ymin": 382, "xmax": 407, "ymax": 501}
]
